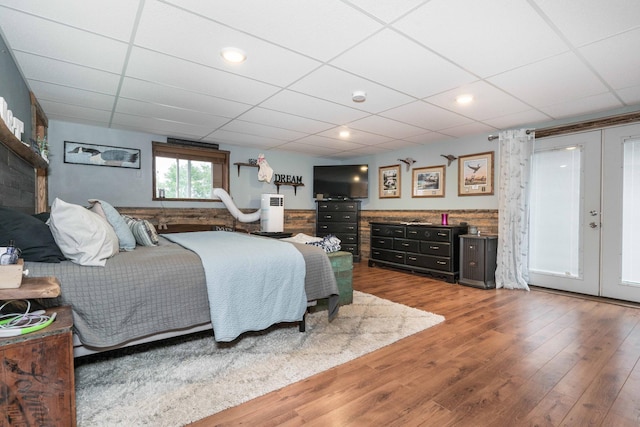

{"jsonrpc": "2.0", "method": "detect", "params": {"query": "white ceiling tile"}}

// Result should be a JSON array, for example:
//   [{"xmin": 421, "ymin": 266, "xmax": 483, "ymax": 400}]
[
  {"xmin": 346, "ymin": 0, "xmax": 428, "ymax": 23},
  {"xmin": 393, "ymin": 0, "xmax": 568, "ymax": 78},
  {"xmin": 403, "ymin": 132, "xmax": 455, "ymax": 145},
  {"xmin": 425, "ymin": 81, "xmax": 532, "ymax": 121},
  {"xmin": 134, "ymin": 1, "xmax": 321, "ymax": 87},
  {"xmin": 0, "ymin": 0, "xmax": 140, "ymax": 41},
  {"xmin": 380, "ymin": 101, "xmax": 473, "ymax": 130},
  {"xmin": 111, "ymin": 113, "xmax": 217, "ymax": 139},
  {"xmin": 39, "ymin": 100, "xmax": 112, "ymax": 123},
  {"xmin": 207, "ymin": 129, "xmax": 284, "ymax": 148},
  {"xmin": 294, "ymin": 135, "xmax": 366, "ymax": 151},
  {"xmin": 119, "ymin": 78, "xmax": 251, "ymax": 118},
  {"xmin": 28, "ymin": 81, "xmax": 116, "ymax": 111},
  {"xmin": 164, "ymin": 0, "xmax": 383, "ymax": 61},
  {"xmin": 272, "ymin": 143, "xmax": 338, "ymax": 157},
  {"xmin": 317, "ymin": 127, "xmax": 393, "ymax": 145},
  {"xmin": 349, "ymin": 115, "xmax": 427, "ymax": 138},
  {"xmin": 533, "ymin": 0, "xmax": 640, "ymax": 46},
  {"xmin": 0, "ymin": 8, "xmax": 128, "ymax": 73},
  {"xmin": 538, "ymin": 92, "xmax": 623, "ymax": 119},
  {"xmin": 579, "ymin": 28, "xmax": 640, "ymax": 90},
  {"xmin": 289, "ymin": 66, "xmax": 414, "ymax": 113},
  {"xmin": 219, "ymin": 121, "xmax": 306, "ymax": 141},
  {"xmin": 331, "ymin": 29, "xmax": 477, "ymax": 98},
  {"xmin": 439, "ymin": 122, "xmax": 497, "ymax": 138},
  {"xmin": 488, "ymin": 52, "xmax": 609, "ymax": 108},
  {"xmin": 260, "ymin": 90, "xmax": 370, "ymax": 124},
  {"xmin": 617, "ymin": 85, "xmax": 640, "ymax": 105},
  {"xmin": 482, "ymin": 109, "xmax": 551, "ymax": 130},
  {"xmin": 235, "ymin": 108, "xmax": 334, "ymax": 134},
  {"xmin": 115, "ymin": 98, "xmax": 231, "ymax": 128},
  {"xmin": 126, "ymin": 48, "xmax": 280, "ymax": 104},
  {"xmin": 13, "ymin": 52, "xmax": 122, "ymax": 94},
  {"xmin": 373, "ymin": 140, "xmax": 420, "ymax": 151}
]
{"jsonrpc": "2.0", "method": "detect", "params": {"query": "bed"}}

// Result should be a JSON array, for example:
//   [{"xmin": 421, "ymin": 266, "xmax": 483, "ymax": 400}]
[{"xmin": 1, "ymin": 203, "xmax": 339, "ymax": 357}]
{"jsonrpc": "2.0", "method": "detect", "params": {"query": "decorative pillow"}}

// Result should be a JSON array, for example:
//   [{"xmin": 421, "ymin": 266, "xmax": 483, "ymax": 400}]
[
  {"xmin": 48, "ymin": 198, "xmax": 119, "ymax": 266},
  {"xmin": 0, "ymin": 207, "xmax": 66, "ymax": 263},
  {"xmin": 122, "ymin": 215, "xmax": 159, "ymax": 246},
  {"xmin": 87, "ymin": 199, "xmax": 136, "ymax": 251}
]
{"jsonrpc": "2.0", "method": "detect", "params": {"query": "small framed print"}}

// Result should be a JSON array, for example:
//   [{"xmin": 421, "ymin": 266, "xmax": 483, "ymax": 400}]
[
  {"xmin": 412, "ymin": 165, "xmax": 445, "ymax": 198},
  {"xmin": 458, "ymin": 151, "xmax": 494, "ymax": 196},
  {"xmin": 379, "ymin": 164, "xmax": 401, "ymax": 198}
]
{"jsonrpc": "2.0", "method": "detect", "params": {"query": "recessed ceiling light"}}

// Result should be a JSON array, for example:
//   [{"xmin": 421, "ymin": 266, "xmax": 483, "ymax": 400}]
[
  {"xmin": 352, "ymin": 91, "xmax": 367, "ymax": 103},
  {"xmin": 456, "ymin": 94, "xmax": 474, "ymax": 104},
  {"xmin": 220, "ymin": 47, "xmax": 246, "ymax": 63},
  {"xmin": 339, "ymin": 130, "xmax": 350, "ymax": 138}
]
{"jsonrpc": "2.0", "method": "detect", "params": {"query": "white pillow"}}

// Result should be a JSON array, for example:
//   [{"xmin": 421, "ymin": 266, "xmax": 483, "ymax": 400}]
[{"xmin": 49, "ymin": 198, "xmax": 119, "ymax": 266}]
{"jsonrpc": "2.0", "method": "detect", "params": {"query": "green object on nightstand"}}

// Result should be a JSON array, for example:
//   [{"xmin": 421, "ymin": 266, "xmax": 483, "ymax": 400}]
[{"xmin": 311, "ymin": 251, "xmax": 353, "ymax": 312}]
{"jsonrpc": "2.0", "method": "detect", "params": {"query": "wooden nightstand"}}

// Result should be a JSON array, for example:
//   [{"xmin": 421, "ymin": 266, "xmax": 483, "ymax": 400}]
[{"xmin": 0, "ymin": 278, "xmax": 76, "ymax": 426}]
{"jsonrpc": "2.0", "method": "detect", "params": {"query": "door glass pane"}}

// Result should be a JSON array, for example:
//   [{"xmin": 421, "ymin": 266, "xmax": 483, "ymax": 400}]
[
  {"xmin": 622, "ymin": 138, "xmax": 640, "ymax": 285},
  {"xmin": 530, "ymin": 146, "xmax": 582, "ymax": 277}
]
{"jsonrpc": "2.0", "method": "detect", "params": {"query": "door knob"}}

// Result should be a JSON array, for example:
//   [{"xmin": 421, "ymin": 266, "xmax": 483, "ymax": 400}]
[{"xmin": 589, "ymin": 222, "xmax": 598, "ymax": 228}]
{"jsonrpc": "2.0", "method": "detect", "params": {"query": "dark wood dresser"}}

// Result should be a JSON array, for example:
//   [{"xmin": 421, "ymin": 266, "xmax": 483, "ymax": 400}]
[{"xmin": 315, "ymin": 200, "xmax": 361, "ymax": 262}]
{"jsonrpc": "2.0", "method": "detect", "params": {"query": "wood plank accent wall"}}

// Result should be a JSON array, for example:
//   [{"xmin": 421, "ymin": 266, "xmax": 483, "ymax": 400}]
[
  {"xmin": 119, "ymin": 207, "xmax": 498, "ymax": 262},
  {"xmin": 0, "ymin": 142, "xmax": 36, "ymax": 213}
]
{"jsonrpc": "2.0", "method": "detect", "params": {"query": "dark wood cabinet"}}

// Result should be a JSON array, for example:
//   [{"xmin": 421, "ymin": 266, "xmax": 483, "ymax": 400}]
[
  {"xmin": 459, "ymin": 234, "xmax": 498, "ymax": 289},
  {"xmin": 0, "ymin": 305, "xmax": 76, "ymax": 426},
  {"xmin": 368, "ymin": 222, "xmax": 467, "ymax": 283},
  {"xmin": 316, "ymin": 200, "xmax": 361, "ymax": 261}
]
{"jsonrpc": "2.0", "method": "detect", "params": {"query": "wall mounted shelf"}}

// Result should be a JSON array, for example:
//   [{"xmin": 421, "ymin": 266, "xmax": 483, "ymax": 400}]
[
  {"xmin": 233, "ymin": 162, "xmax": 259, "ymax": 176},
  {"xmin": 0, "ymin": 118, "xmax": 48, "ymax": 170},
  {"xmin": 274, "ymin": 181, "xmax": 304, "ymax": 195}
]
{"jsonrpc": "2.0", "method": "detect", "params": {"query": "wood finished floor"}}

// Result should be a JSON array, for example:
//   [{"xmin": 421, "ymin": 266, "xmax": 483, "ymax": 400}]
[{"xmin": 190, "ymin": 263, "xmax": 640, "ymax": 426}]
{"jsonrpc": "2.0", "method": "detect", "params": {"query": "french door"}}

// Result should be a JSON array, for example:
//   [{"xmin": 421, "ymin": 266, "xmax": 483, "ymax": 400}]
[
  {"xmin": 528, "ymin": 131, "xmax": 601, "ymax": 296},
  {"xmin": 528, "ymin": 123, "xmax": 640, "ymax": 303}
]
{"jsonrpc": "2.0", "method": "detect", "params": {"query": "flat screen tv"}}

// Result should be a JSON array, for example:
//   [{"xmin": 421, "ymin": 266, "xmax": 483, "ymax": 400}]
[{"xmin": 313, "ymin": 164, "xmax": 369, "ymax": 199}]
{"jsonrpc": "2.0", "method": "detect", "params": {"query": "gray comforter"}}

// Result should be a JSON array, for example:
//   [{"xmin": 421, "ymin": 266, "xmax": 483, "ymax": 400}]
[{"xmin": 25, "ymin": 235, "xmax": 339, "ymax": 349}]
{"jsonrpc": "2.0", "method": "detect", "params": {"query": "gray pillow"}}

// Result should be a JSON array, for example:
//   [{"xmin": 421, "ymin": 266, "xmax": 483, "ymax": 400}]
[{"xmin": 88, "ymin": 199, "xmax": 136, "ymax": 251}]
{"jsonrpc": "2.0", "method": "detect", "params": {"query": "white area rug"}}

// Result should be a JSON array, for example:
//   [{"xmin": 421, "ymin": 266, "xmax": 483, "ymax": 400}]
[{"xmin": 74, "ymin": 291, "xmax": 445, "ymax": 426}]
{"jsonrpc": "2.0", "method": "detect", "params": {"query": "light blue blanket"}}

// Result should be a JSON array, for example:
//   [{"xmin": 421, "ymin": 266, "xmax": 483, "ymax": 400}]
[{"xmin": 163, "ymin": 231, "xmax": 307, "ymax": 342}]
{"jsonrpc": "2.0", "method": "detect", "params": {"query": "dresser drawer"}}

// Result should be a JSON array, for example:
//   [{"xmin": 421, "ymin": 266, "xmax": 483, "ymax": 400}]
[
  {"xmin": 317, "ymin": 202, "xmax": 359, "ymax": 212},
  {"xmin": 318, "ymin": 223, "xmax": 358, "ymax": 234},
  {"xmin": 394, "ymin": 238, "xmax": 419, "ymax": 252},
  {"xmin": 420, "ymin": 241, "xmax": 451, "ymax": 257},
  {"xmin": 371, "ymin": 249, "xmax": 405, "ymax": 264},
  {"xmin": 406, "ymin": 226, "xmax": 451, "ymax": 242},
  {"xmin": 371, "ymin": 224, "xmax": 405, "ymax": 238},
  {"xmin": 406, "ymin": 253, "xmax": 451, "ymax": 271},
  {"xmin": 317, "ymin": 212, "xmax": 357, "ymax": 222},
  {"xmin": 371, "ymin": 236, "xmax": 394, "ymax": 249}
]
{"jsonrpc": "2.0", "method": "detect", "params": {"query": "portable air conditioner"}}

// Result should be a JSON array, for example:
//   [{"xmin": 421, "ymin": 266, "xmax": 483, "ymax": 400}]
[{"xmin": 260, "ymin": 194, "xmax": 284, "ymax": 232}]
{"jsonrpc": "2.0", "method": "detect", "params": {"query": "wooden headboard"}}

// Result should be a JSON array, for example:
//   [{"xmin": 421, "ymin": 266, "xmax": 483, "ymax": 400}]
[{"xmin": 0, "ymin": 141, "xmax": 36, "ymax": 213}]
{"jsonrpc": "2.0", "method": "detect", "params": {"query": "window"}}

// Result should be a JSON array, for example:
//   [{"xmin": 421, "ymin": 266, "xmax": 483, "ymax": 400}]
[{"xmin": 152, "ymin": 141, "xmax": 229, "ymax": 201}]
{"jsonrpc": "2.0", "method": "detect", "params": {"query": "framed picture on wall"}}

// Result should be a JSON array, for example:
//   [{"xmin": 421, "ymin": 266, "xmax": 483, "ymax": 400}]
[
  {"xmin": 64, "ymin": 141, "xmax": 141, "ymax": 169},
  {"xmin": 379, "ymin": 164, "xmax": 401, "ymax": 198},
  {"xmin": 412, "ymin": 165, "xmax": 445, "ymax": 198},
  {"xmin": 458, "ymin": 151, "xmax": 494, "ymax": 196}
]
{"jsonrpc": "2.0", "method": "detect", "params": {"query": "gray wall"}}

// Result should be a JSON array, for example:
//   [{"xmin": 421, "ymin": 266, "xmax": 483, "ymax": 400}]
[{"xmin": 0, "ymin": 33, "xmax": 31, "ymax": 143}]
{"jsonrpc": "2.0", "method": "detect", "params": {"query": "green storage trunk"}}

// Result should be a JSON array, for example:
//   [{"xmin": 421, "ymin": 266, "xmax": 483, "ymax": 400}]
[{"xmin": 311, "ymin": 251, "xmax": 353, "ymax": 312}]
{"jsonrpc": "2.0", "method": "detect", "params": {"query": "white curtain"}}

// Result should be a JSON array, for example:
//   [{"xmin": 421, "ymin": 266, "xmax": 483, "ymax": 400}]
[{"xmin": 495, "ymin": 129, "xmax": 535, "ymax": 290}]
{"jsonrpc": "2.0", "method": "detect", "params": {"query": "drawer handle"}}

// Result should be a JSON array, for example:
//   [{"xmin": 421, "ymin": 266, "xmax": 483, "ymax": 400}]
[
  {"xmin": 321, "ymin": 225, "xmax": 328, "ymax": 229},
  {"xmin": 373, "ymin": 251, "xmax": 381, "ymax": 255},
  {"xmin": 378, "ymin": 240, "xmax": 386, "ymax": 244},
  {"xmin": 394, "ymin": 230, "xmax": 403, "ymax": 234},
  {"xmin": 437, "ymin": 232, "xmax": 447, "ymax": 237},
  {"xmin": 344, "ymin": 215, "xmax": 351, "ymax": 219},
  {"xmin": 325, "ymin": 215, "xmax": 332, "ymax": 219},
  {"xmin": 469, "ymin": 261, "xmax": 477, "ymax": 267},
  {"xmin": 408, "ymin": 231, "xmax": 417, "ymax": 235},
  {"xmin": 468, "ymin": 245, "xmax": 475, "ymax": 249},
  {"xmin": 395, "ymin": 255, "xmax": 403, "ymax": 259},
  {"xmin": 436, "ymin": 260, "xmax": 447, "ymax": 265},
  {"xmin": 408, "ymin": 256, "xmax": 417, "ymax": 261},
  {"xmin": 320, "ymin": 205, "xmax": 328, "ymax": 209},
  {"xmin": 373, "ymin": 228, "xmax": 380, "ymax": 232},
  {"xmin": 430, "ymin": 245, "xmax": 439, "ymax": 250},
  {"xmin": 346, "ymin": 226, "xmax": 355, "ymax": 230},
  {"xmin": 402, "ymin": 243, "xmax": 409, "ymax": 247}
]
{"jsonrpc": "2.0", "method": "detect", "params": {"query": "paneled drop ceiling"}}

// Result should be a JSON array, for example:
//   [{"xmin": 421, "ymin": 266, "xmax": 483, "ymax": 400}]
[{"xmin": 1, "ymin": 0, "xmax": 639, "ymax": 158}]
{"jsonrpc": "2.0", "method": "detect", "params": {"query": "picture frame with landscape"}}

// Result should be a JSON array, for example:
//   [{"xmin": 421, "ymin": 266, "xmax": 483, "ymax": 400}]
[
  {"xmin": 458, "ymin": 151, "xmax": 494, "ymax": 196},
  {"xmin": 412, "ymin": 165, "xmax": 445, "ymax": 198}
]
